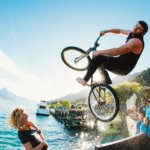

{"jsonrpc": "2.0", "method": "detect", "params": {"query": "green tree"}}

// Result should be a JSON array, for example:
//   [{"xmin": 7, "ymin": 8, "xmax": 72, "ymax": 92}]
[
  {"xmin": 134, "ymin": 68, "xmax": 150, "ymax": 86},
  {"xmin": 59, "ymin": 99, "xmax": 72, "ymax": 109},
  {"xmin": 114, "ymin": 81, "xmax": 142, "ymax": 102},
  {"xmin": 49, "ymin": 99, "xmax": 72, "ymax": 109}
]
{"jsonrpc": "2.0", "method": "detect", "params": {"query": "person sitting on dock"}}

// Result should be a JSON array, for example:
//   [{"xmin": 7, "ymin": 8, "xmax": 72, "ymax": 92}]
[
  {"xmin": 136, "ymin": 112, "xmax": 145, "ymax": 134},
  {"xmin": 8, "ymin": 106, "xmax": 49, "ymax": 150},
  {"xmin": 140, "ymin": 117, "xmax": 150, "ymax": 137}
]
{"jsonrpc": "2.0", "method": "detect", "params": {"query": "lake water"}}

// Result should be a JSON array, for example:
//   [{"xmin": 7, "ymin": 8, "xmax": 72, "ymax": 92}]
[{"xmin": 0, "ymin": 98, "xmax": 124, "ymax": 150}]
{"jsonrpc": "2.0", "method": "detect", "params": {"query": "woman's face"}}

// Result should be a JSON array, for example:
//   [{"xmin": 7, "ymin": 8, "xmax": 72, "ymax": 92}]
[{"xmin": 21, "ymin": 111, "xmax": 28, "ymax": 125}]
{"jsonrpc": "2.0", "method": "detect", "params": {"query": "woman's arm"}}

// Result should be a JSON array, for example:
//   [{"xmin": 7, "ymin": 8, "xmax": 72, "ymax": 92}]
[
  {"xmin": 31, "ymin": 123, "xmax": 45, "ymax": 141},
  {"xmin": 24, "ymin": 141, "xmax": 47, "ymax": 150},
  {"xmin": 30, "ymin": 122, "xmax": 39, "ymax": 131}
]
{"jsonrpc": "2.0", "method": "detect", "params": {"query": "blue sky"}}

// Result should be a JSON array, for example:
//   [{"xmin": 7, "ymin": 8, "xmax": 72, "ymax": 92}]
[{"xmin": 0, "ymin": 0, "xmax": 150, "ymax": 100}]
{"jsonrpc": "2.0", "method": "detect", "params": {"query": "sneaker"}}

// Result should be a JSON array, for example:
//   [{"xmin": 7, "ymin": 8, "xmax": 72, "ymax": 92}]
[{"xmin": 76, "ymin": 77, "xmax": 87, "ymax": 86}]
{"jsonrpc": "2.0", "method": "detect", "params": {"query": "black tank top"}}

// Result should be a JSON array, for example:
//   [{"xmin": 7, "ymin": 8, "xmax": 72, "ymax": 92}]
[{"xmin": 118, "ymin": 32, "xmax": 144, "ymax": 72}]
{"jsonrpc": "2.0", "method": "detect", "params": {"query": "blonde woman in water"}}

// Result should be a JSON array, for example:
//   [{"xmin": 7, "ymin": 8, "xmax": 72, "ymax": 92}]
[{"xmin": 8, "ymin": 106, "xmax": 49, "ymax": 150}]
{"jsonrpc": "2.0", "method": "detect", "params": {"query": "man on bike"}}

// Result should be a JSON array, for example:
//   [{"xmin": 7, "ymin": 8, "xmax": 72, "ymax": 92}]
[{"xmin": 77, "ymin": 20, "xmax": 148, "ymax": 86}]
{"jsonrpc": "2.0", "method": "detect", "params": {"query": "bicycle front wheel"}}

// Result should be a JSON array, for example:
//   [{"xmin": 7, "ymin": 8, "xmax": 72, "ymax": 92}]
[
  {"xmin": 88, "ymin": 84, "xmax": 119, "ymax": 122},
  {"xmin": 61, "ymin": 46, "xmax": 91, "ymax": 71}
]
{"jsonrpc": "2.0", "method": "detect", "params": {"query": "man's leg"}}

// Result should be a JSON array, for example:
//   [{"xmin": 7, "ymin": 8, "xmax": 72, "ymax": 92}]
[
  {"xmin": 83, "ymin": 56, "xmax": 101, "ymax": 82},
  {"xmin": 77, "ymin": 55, "xmax": 113, "ymax": 86}
]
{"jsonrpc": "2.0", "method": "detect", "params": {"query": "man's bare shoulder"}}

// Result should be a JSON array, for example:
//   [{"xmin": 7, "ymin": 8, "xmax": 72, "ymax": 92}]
[
  {"xmin": 127, "ymin": 38, "xmax": 143, "ymax": 54},
  {"xmin": 129, "ymin": 38, "xmax": 143, "ymax": 46}
]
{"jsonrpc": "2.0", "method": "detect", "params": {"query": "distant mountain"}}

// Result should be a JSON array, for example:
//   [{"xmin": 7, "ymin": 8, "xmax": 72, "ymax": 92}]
[
  {"xmin": 112, "ymin": 72, "xmax": 140, "ymax": 84},
  {"xmin": 133, "ymin": 67, "xmax": 150, "ymax": 86},
  {"xmin": 0, "ymin": 88, "xmax": 36, "ymax": 113},
  {"xmin": 47, "ymin": 88, "xmax": 89, "ymax": 104},
  {"xmin": 48, "ymin": 72, "xmax": 141, "ymax": 103},
  {"xmin": 48, "ymin": 68, "xmax": 150, "ymax": 104},
  {"xmin": 0, "ymin": 88, "xmax": 32, "ymax": 102}
]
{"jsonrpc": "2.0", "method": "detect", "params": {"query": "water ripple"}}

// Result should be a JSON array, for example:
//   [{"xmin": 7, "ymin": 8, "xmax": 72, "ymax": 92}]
[{"xmin": 0, "ymin": 98, "xmax": 124, "ymax": 150}]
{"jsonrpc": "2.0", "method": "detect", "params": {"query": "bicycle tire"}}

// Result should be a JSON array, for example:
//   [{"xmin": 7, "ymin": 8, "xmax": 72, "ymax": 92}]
[
  {"xmin": 61, "ymin": 46, "xmax": 91, "ymax": 71},
  {"xmin": 88, "ymin": 84, "xmax": 119, "ymax": 122}
]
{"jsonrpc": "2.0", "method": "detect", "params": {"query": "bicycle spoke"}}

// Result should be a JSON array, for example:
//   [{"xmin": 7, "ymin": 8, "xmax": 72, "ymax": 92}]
[
  {"xmin": 91, "ymin": 89, "xmax": 100, "ymax": 103},
  {"xmin": 96, "ymin": 87, "xmax": 105, "ymax": 102},
  {"xmin": 89, "ymin": 84, "xmax": 119, "ymax": 122},
  {"xmin": 74, "ymin": 53, "xmax": 87, "ymax": 64},
  {"xmin": 61, "ymin": 47, "xmax": 91, "ymax": 71}
]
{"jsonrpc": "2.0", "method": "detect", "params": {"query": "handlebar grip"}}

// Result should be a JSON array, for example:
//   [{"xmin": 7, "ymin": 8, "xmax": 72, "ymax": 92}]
[{"xmin": 100, "ymin": 33, "xmax": 103, "ymax": 36}]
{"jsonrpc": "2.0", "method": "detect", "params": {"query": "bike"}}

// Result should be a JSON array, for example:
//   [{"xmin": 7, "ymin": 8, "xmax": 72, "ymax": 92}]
[{"xmin": 61, "ymin": 35, "xmax": 119, "ymax": 122}]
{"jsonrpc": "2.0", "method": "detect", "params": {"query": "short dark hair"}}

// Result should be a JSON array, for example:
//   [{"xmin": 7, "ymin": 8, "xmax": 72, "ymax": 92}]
[{"xmin": 138, "ymin": 20, "xmax": 148, "ymax": 34}]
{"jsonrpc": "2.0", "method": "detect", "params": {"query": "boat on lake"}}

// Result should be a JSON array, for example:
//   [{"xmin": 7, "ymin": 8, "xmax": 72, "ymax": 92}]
[{"xmin": 36, "ymin": 100, "xmax": 50, "ymax": 116}]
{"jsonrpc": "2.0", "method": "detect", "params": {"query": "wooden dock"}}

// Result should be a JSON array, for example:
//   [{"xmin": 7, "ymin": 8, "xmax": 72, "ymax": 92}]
[{"xmin": 51, "ymin": 108, "xmax": 90, "ymax": 128}]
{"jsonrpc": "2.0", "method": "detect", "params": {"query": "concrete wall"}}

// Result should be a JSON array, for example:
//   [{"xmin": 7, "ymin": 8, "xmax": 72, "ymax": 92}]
[
  {"xmin": 95, "ymin": 116, "xmax": 150, "ymax": 150},
  {"xmin": 95, "ymin": 133, "xmax": 150, "ymax": 150}
]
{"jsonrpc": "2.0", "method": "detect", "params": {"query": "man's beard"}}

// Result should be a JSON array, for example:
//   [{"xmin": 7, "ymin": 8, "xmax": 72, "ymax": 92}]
[{"xmin": 132, "ymin": 32, "xmax": 142, "ymax": 36}]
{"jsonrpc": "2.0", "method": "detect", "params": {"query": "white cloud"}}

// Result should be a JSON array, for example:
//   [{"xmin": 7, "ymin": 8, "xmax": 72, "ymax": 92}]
[
  {"xmin": 0, "ymin": 49, "xmax": 117, "ymax": 101},
  {"xmin": 0, "ymin": 49, "xmax": 53, "ymax": 100}
]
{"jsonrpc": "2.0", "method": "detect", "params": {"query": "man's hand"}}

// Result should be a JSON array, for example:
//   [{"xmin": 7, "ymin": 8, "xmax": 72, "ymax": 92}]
[
  {"xmin": 92, "ymin": 51, "xmax": 100, "ymax": 57},
  {"xmin": 100, "ymin": 30, "xmax": 107, "ymax": 36}
]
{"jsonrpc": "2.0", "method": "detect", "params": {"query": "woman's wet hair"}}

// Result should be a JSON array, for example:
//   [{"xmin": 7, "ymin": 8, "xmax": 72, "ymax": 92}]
[{"xmin": 8, "ymin": 106, "xmax": 25, "ymax": 129}]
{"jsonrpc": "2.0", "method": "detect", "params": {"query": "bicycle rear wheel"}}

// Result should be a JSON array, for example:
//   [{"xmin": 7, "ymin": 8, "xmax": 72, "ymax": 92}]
[
  {"xmin": 61, "ymin": 46, "xmax": 91, "ymax": 71},
  {"xmin": 88, "ymin": 84, "xmax": 119, "ymax": 122}
]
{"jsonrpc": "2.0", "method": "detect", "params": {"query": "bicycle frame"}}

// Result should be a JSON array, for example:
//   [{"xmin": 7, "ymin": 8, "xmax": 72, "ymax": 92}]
[
  {"xmin": 74, "ymin": 35, "xmax": 101, "ymax": 67},
  {"xmin": 86, "ymin": 35, "xmax": 101, "ymax": 53}
]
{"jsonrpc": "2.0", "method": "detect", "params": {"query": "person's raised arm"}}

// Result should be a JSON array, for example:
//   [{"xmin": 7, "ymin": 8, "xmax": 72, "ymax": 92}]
[
  {"xmin": 93, "ymin": 38, "xmax": 143, "ymax": 57},
  {"xmin": 31, "ymin": 123, "xmax": 45, "ymax": 141},
  {"xmin": 31, "ymin": 122, "xmax": 39, "ymax": 131},
  {"xmin": 100, "ymin": 29, "xmax": 131, "ymax": 36}
]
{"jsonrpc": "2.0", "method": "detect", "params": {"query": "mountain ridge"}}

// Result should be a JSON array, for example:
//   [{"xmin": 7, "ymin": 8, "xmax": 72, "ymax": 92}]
[
  {"xmin": 48, "ymin": 72, "xmax": 140, "ymax": 103},
  {"xmin": 0, "ymin": 88, "xmax": 33, "ymax": 102},
  {"xmin": 0, "ymin": 69, "xmax": 147, "ymax": 104}
]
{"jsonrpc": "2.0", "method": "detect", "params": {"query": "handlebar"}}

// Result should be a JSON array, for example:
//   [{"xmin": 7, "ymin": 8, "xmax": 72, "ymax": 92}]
[
  {"xmin": 90, "ymin": 35, "xmax": 101, "ymax": 52},
  {"xmin": 94, "ymin": 35, "xmax": 101, "ymax": 49},
  {"xmin": 86, "ymin": 35, "xmax": 102, "ymax": 54},
  {"xmin": 95, "ymin": 35, "xmax": 101, "ymax": 45}
]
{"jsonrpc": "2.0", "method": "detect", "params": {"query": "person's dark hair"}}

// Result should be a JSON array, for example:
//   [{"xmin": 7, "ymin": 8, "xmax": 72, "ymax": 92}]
[
  {"xmin": 138, "ymin": 20, "xmax": 148, "ymax": 34},
  {"xmin": 140, "ymin": 112, "xmax": 145, "ymax": 117}
]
